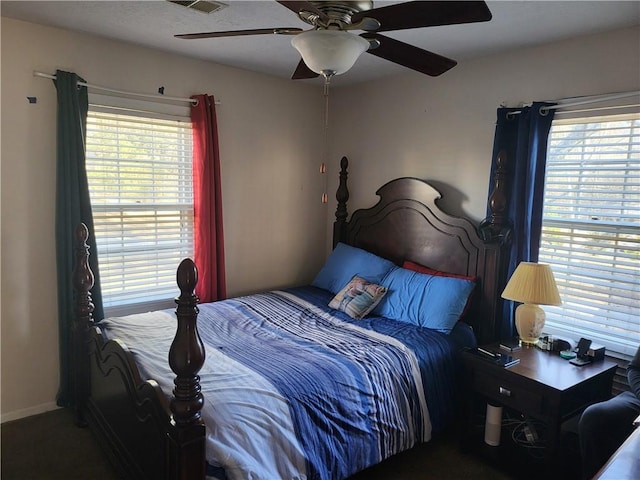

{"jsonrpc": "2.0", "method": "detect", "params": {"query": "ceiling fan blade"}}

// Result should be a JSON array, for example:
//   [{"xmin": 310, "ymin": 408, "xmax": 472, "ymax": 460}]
[
  {"xmin": 353, "ymin": 1, "xmax": 492, "ymax": 32},
  {"xmin": 276, "ymin": 1, "xmax": 330, "ymax": 24},
  {"xmin": 362, "ymin": 33, "xmax": 457, "ymax": 77},
  {"xmin": 175, "ymin": 28, "xmax": 303, "ymax": 40},
  {"xmin": 291, "ymin": 59, "xmax": 319, "ymax": 80}
]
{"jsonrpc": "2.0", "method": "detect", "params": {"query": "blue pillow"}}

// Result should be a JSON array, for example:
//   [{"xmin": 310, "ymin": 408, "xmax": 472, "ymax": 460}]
[
  {"xmin": 312, "ymin": 243, "xmax": 396, "ymax": 294},
  {"xmin": 374, "ymin": 266, "xmax": 475, "ymax": 334}
]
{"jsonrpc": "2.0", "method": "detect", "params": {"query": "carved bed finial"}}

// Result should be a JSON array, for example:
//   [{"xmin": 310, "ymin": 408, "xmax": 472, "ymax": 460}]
[
  {"xmin": 333, "ymin": 156, "xmax": 349, "ymax": 246},
  {"xmin": 479, "ymin": 150, "xmax": 512, "ymax": 244},
  {"xmin": 169, "ymin": 258, "xmax": 205, "ymax": 426}
]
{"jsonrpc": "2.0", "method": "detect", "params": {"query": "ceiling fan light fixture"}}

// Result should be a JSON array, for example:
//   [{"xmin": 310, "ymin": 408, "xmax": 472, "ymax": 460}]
[{"xmin": 291, "ymin": 30, "xmax": 369, "ymax": 77}]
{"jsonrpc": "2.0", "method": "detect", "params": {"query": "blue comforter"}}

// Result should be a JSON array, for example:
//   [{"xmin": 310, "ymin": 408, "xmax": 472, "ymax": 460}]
[{"xmin": 100, "ymin": 286, "xmax": 474, "ymax": 480}]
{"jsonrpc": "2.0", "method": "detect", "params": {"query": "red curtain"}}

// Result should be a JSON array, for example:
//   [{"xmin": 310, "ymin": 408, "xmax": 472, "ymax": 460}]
[{"xmin": 191, "ymin": 94, "xmax": 226, "ymax": 302}]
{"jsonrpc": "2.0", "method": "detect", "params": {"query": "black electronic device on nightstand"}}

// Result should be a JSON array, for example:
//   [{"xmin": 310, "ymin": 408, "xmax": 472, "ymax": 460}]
[{"xmin": 570, "ymin": 337, "xmax": 592, "ymax": 366}]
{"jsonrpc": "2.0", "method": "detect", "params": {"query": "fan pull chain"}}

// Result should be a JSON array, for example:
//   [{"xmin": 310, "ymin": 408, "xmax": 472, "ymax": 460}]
[{"xmin": 321, "ymin": 76, "xmax": 331, "ymax": 204}]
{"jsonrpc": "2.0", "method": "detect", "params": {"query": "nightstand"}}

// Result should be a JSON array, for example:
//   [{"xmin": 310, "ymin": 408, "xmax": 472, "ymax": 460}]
[{"xmin": 461, "ymin": 343, "xmax": 617, "ymax": 472}]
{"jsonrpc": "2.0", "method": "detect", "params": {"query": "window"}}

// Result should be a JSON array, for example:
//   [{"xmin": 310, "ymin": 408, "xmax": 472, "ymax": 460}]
[
  {"xmin": 539, "ymin": 113, "xmax": 639, "ymax": 359},
  {"xmin": 85, "ymin": 96, "xmax": 194, "ymax": 316}
]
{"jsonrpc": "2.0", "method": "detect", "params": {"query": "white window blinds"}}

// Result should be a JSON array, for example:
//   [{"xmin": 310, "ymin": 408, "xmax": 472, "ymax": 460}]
[
  {"xmin": 86, "ymin": 100, "xmax": 194, "ymax": 316},
  {"xmin": 539, "ymin": 114, "xmax": 640, "ymax": 358}
]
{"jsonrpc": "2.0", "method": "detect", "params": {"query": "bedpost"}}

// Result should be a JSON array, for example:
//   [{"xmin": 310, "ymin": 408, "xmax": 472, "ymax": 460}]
[
  {"xmin": 477, "ymin": 150, "xmax": 512, "ymax": 344},
  {"xmin": 168, "ymin": 258, "xmax": 206, "ymax": 479},
  {"xmin": 333, "ymin": 156, "xmax": 349, "ymax": 247},
  {"xmin": 72, "ymin": 223, "xmax": 95, "ymax": 426},
  {"xmin": 479, "ymin": 150, "xmax": 511, "ymax": 244}
]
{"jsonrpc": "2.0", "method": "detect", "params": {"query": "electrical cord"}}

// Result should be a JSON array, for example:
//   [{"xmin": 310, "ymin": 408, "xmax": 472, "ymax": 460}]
[{"xmin": 503, "ymin": 411, "xmax": 546, "ymax": 459}]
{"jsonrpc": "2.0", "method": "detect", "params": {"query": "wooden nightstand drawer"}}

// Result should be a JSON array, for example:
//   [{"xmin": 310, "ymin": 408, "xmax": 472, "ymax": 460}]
[
  {"xmin": 472, "ymin": 370, "xmax": 544, "ymax": 415},
  {"xmin": 462, "ymin": 344, "xmax": 617, "ymax": 473}
]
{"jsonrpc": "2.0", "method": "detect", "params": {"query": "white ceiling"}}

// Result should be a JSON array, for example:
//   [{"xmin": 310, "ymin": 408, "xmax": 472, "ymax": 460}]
[{"xmin": 2, "ymin": 1, "xmax": 639, "ymax": 86}]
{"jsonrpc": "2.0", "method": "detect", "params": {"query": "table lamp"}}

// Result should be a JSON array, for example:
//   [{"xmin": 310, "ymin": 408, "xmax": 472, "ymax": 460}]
[{"xmin": 501, "ymin": 262, "xmax": 562, "ymax": 345}]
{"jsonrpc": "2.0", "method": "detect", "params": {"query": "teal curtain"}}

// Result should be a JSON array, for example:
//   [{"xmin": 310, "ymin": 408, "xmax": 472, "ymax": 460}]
[{"xmin": 54, "ymin": 70, "xmax": 104, "ymax": 407}]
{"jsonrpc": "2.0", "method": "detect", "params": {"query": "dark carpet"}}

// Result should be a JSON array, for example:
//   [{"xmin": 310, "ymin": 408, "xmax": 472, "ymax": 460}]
[
  {"xmin": 1, "ymin": 408, "xmax": 521, "ymax": 479},
  {"xmin": 1, "ymin": 408, "xmax": 118, "ymax": 480}
]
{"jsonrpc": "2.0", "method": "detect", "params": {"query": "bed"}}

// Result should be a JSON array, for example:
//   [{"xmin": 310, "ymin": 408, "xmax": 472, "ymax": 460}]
[{"xmin": 70, "ymin": 154, "xmax": 512, "ymax": 480}]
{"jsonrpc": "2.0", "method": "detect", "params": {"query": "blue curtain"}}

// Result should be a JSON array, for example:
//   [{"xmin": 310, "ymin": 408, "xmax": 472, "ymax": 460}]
[
  {"xmin": 487, "ymin": 102, "xmax": 556, "ymax": 339},
  {"xmin": 54, "ymin": 70, "xmax": 104, "ymax": 407}
]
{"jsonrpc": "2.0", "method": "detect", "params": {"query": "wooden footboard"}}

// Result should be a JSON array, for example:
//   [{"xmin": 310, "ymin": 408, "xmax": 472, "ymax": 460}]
[
  {"xmin": 85, "ymin": 329, "xmax": 172, "ymax": 479},
  {"xmin": 73, "ymin": 224, "xmax": 206, "ymax": 480}
]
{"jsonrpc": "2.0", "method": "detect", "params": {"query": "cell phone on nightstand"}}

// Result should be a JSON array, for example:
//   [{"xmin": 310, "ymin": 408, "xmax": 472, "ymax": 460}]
[{"xmin": 570, "ymin": 338, "xmax": 592, "ymax": 366}]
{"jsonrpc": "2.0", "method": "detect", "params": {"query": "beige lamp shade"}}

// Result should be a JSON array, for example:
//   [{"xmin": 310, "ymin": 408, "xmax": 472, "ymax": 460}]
[
  {"xmin": 502, "ymin": 262, "xmax": 562, "ymax": 306},
  {"xmin": 502, "ymin": 262, "xmax": 561, "ymax": 345},
  {"xmin": 291, "ymin": 30, "xmax": 369, "ymax": 77}
]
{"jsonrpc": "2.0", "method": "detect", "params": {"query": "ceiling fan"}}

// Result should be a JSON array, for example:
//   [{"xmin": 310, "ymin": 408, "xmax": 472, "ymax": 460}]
[{"xmin": 175, "ymin": 1, "xmax": 492, "ymax": 80}]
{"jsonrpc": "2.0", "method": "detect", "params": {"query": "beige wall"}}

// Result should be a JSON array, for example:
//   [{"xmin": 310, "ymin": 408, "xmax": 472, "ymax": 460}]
[
  {"xmin": 328, "ymin": 26, "xmax": 640, "ymax": 227},
  {"xmin": 0, "ymin": 17, "xmax": 326, "ymax": 420},
  {"xmin": 2, "ymin": 16, "xmax": 638, "ymax": 421}
]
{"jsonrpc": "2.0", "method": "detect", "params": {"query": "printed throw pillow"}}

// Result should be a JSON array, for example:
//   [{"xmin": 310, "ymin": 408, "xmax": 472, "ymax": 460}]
[{"xmin": 329, "ymin": 275, "xmax": 388, "ymax": 320}]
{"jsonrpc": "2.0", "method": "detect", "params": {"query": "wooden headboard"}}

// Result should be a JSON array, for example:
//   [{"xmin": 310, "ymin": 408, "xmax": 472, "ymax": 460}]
[{"xmin": 333, "ymin": 155, "xmax": 512, "ymax": 345}]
